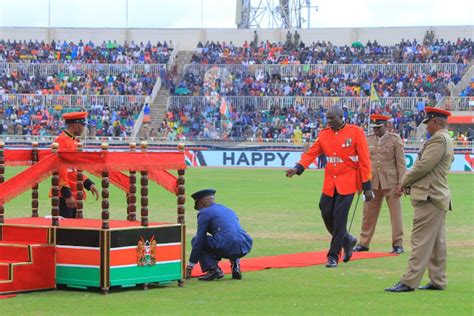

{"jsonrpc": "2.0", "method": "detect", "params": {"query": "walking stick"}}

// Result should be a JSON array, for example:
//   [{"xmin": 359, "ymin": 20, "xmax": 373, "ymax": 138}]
[{"xmin": 348, "ymin": 192, "xmax": 362, "ymax": 233}]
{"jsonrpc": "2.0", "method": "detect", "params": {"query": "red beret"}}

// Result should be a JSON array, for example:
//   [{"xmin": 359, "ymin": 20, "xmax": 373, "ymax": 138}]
[
  {"xmin": 370, "ymin": 114, "xmax": 390, "ymax": 127},
  {"xmin": 63, "ymin": 112, "xmax": 88, "ymax": 124},
  {"xmin": 422, "ymin": 107, "xmax": 451, "ymax": 124}
]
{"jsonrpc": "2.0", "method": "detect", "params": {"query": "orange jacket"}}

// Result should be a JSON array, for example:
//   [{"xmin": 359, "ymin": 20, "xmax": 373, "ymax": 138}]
[
  {"xmin": 52, "ymin": 131, "xmax": 91, "ymax": 200},
  {"xmin": 296, "ymin": 124, "xmax": 372, "ymax": 197}
]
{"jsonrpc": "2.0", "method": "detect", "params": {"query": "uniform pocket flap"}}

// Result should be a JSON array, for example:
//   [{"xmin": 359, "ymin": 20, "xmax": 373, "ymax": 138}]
[{"xmin": 411, "ymin": 175, "xmax": 431, "ymax": 189}]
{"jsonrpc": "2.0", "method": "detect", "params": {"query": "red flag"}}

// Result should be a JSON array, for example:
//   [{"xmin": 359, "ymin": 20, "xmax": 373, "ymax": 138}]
[{"xmin": 219, "ymin": 97, "xmax": 228, "ymax": 116}]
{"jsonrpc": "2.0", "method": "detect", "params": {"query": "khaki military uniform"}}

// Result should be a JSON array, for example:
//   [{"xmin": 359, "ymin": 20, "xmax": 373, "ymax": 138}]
[
  {"xmin": 358, "ymin": 132, "xmax": 406, "ymax": 248},
  {"xmin": 400, "ymin": 129, "xmax": 454, "ymax": 289}
]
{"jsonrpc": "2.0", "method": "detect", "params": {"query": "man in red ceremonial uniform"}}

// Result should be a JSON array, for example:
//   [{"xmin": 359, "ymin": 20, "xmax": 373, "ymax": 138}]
[
  {"xmin": 54, "ymin": 112, "xmax": 99, "ymax": 218},
  {"xmin": 286, "ymin": 106, "xmax": 374, "ymax": 268}
]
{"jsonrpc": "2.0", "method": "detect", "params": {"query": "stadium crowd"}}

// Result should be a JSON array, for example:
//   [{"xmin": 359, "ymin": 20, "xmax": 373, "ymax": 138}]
[
  {"xmin": 162, "ymin": 98, "xmax": 425, "ymax": 142},
  {"xmin": 191, "ymin": 37, "xmax": 472, "ymax": 65},
  {"xmin": 0, "ymin": 39, "xmax": 173, "ymax": 64},
  {"xmin": 0, "ymin": 69, "xmax": 158, "ymax": 96},
  {"xmin": 0, "ymin": 36, "xmax": 472, "ymax": 141},
  {"xmin": 174, "ymin": 37, "xmax": 473, "ymax": 100},
  {"xmin": 0, "ymin": 101, "xmax": 141, "ymax": 137},
  {"xmin": 175, "ymin": 68, "xmax": 456, "ymax": 102}
]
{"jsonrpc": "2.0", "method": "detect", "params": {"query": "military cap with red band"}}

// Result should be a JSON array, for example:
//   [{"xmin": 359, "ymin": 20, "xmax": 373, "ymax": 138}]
[
  {"xmin": 63, "ymin": 112, "xmax": 88, "ymax": 124},
  {"xmin": 370, "ymin": 114, "xmax": 390, "ymax": 127},
  {"xmin": 422, "ymin": 107, "xmax": 451, "ymax": 124}
]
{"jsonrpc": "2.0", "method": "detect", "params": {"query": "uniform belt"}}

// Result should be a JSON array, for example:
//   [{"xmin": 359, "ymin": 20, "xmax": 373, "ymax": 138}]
[{"xmin": 327, "ymin": 156, "xmax": 358, "ymax": 163}]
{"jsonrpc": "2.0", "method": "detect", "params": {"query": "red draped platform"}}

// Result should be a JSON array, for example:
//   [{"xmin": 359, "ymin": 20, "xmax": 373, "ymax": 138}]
[
  {"xmin": 0, "ymin": 217, "xmax": 184, "ymax": 294},
  {"xmin": 4, "ymin": 217, "xmax": 170, "ymax": 229},
  {"xmin": 0, "ymin": 147, "xmax": 188, "ymax": 295}
]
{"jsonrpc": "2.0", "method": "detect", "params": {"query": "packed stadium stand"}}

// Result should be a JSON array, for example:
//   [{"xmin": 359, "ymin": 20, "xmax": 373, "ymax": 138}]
[
  {"xmin": 0, "ymin": 39, "xmax": 173, "ymax": 64},
  {"xmin": 0, "ymin": 40, "xmax": 171, "ymax": 136},
  {"xmin": 0, "ymin": 27, "xmax": 472, "ymax": 144}
]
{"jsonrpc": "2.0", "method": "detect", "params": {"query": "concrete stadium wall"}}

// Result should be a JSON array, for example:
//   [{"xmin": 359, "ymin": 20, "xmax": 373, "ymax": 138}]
[{"xmin": 1, "ymin": 25, "xmax": 472, "ymax": 50}]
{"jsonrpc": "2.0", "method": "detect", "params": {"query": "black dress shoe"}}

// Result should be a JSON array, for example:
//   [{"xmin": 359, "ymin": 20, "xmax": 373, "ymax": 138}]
[
  {"xmin": 385, "ymin": 282, "xmax": 415, "ymax": 292},
  {"xmin": 230, "ymin": 259, "xmax": 242, "ymax": 280},
  {"xmin": 325, "ymin": 257, "xmax": 338, "ymax": 268},
  {"xmin": 418, "ymin": 283, "xmax": 444, "ymax": 290},
  {"xmin": 198, "ymin": 267, "xmax": 224, "ymax": 281},
  {"xmin": 343, "ymin": 237, "xmax": 357, "ymax": 262},
  {"xmin": 391, "ymin": 246, "xmax": 404, "ymax": 254},
  {"xmin": 353, "ymin": 244, "xmax": 369, "ymax": 252}
]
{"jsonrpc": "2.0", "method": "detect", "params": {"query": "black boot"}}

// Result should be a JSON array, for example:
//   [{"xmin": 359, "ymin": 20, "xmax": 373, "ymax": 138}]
[
  {"xmin": 230, "ymin": 259, "xmax": 242, "ymax": 280},
  {"xmin": 343, "ymin": 236, "xmax": 357, "ymax": 262},
  {"xmin": 325, "ymin": 257, "xmax": 338, "ymax": 268},
  {"xmin": 198, "ymin": 266, "xmax": 224, "ymax": 281},
  {"xmin": 385, "ymin": 282, "xmax": 415, "ymax": 292}
]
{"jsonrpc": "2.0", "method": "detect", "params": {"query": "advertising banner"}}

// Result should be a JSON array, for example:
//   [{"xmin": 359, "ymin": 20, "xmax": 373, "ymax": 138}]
[{"xmin": 184, "ymin": 150, "xmax": 473, "ymax": 172}]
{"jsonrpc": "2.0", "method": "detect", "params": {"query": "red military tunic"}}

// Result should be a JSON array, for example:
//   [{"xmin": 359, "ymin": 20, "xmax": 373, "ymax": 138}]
[
  {"xmin": 297, "ymin": 124, "xmax": 372, "ymax": 197},
  {"xmin": 53, "ymin": 130, "xmax": 90, "ymax": 200}
]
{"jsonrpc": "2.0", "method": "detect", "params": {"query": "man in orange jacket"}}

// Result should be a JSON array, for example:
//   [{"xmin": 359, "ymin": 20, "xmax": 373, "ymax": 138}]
[
  {"xmin": 54, "ymin": 112, "xmax": 99, "ymax": 218},
  {"xmin": 286, "ymin": 105, "xmax": 374, "ymax": 268}
]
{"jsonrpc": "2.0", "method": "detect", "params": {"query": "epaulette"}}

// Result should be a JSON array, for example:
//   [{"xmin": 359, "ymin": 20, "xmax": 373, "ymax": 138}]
[{"xmin": 389, "ymin": 132, "xmax": 402, "ymax": 138}]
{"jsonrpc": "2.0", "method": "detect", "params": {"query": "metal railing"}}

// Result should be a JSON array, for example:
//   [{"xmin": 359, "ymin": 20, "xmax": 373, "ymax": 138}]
[
  {"xmin": 451, "ymin": 65, "xmax": 474, "ymax": 96},
  {"xmin": 166, "ymin": 42, "xmax": 180, "ymax": 71},
  {"xmin": 167, "ymin": 96, "xmax": 431, "ymax": 111},
  {"xmin": 441, "ymin": 97, "xmax": 473, "ymax": 112},
  {"xmin": 167, "ymin": 96, "xmax": 472, "ymax": 112},
  {"xmin": 0, "ymin": 94, "xmax": 147, "ymax": 108},
  {"xmin": 0, "ymin": 62, "xmax": 167, "ymax": 76},
  {"xmin": 183, "ymin": 63, "xmax": 461, "ymax": 77},
  {"xmin": 1, "ymin": 135, "xmax": 472, "ymax": 152},
  {"xmin": 131, "ymin": 77, "xmax": 163, "ymax": 138}
]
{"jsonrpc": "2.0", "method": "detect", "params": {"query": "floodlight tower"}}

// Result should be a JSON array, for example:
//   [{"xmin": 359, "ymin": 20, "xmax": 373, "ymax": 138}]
[{"xmin": 236, "ymin": 0, "xmax": 317, "ymax": 29}]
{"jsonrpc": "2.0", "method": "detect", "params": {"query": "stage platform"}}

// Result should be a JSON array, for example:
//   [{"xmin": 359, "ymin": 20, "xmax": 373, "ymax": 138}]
[
  {"xmin": 3, "ymin": 217, "xmax": 172, "ymax": 229},
  {"xmin": 0, "ymin": 217, "xmax": 185, "ymax": 294}
]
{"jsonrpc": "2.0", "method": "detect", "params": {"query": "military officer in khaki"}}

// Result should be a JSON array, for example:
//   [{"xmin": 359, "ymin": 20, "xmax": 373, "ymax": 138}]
[
  {"xmin": 386, "ymin": 107, "xmax": 454, "ymax": 292},
  {"xmin": 353, "ymin": 114, "xmax": 406, "ymax": 254}
]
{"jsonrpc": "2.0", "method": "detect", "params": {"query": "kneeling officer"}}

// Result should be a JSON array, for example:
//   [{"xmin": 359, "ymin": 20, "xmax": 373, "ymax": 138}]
[{"xmin": 185, "ymin": 189, "xmax": 253, "ymax": 281}]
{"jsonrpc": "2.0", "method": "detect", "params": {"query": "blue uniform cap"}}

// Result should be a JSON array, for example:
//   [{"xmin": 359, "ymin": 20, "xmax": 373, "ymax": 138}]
[{"xmin": 191, "ymin": 189, "xmax": 216, "ymax": 202}]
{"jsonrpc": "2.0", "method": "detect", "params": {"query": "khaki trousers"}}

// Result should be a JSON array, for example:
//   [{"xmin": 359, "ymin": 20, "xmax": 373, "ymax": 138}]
[
  {"xmin": 358, "ymin": 188, "xmax": 403, "ymax": 247},
  {"xmin": 400, "ymin": 200, "xmax": 447, "ymax": 289}
]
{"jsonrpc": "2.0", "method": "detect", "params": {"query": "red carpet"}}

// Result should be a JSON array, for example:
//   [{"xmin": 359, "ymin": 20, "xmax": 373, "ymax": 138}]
[{"xmin": 191, "ymin": 251, "xmax": 397, "ymax": 277}]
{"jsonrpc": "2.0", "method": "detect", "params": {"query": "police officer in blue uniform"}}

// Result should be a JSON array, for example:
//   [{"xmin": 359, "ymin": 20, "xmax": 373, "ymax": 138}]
[{"xmin": 185, "ymin": 189, "xmax": 253, "ymax": 281}]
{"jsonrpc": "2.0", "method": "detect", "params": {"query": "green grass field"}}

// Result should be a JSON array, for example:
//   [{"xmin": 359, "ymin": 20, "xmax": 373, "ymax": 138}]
[{"xmin": 1, "ymin": 168, "xmax": 473, "ymax": 315}]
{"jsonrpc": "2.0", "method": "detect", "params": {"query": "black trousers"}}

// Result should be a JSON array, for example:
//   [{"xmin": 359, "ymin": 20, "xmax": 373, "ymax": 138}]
[
  {"xmin": 59, "ymin": 198, "xmax": 76, "ymax": 218},
  {"xmin": 319, "ymin": 190, "xmax": 355, "ymax": 260}
]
